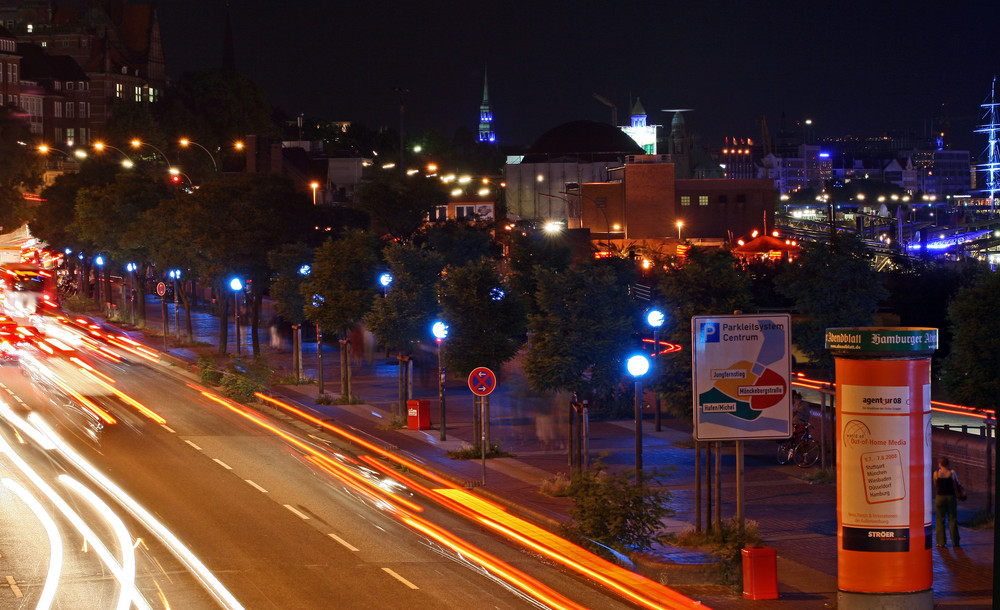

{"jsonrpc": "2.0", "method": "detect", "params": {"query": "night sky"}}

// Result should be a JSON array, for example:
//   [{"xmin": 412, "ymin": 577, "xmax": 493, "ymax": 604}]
[{"xmin": 158, "ymin": 1, "xmax": 998, "ymax": 152}]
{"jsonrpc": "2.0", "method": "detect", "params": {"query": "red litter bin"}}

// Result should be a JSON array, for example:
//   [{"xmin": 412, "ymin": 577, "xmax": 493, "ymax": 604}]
[
  {"xmin": 406, "ymin": 399, "xmax": 430, "ymax": 430},
  {"xmin": 742, "ymin": 546, "xmax": 778, "ymax": 600}
]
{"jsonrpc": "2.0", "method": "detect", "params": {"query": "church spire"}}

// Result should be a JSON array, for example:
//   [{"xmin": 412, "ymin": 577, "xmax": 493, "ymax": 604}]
[{"xmin": 478, "ymin": 65, "xmax": 496, "ymax": 143}]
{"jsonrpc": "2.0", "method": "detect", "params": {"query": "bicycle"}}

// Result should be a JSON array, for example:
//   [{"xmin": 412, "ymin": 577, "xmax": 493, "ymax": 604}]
[{"xmin": 776, "ymin": 423, "xmax": 820, "ymax": 467}]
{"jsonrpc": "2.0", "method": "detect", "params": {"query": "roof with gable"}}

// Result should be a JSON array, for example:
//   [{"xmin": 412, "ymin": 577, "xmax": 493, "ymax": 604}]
[{"xmin": 522, "ymin": 119, "xmax": 644, "ymax": 163}]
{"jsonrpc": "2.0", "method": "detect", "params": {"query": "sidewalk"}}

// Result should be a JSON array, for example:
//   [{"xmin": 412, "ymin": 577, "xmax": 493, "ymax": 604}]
[{"xmin": 115, "ymin": 300, "xmax": 994, "ymax": 608}]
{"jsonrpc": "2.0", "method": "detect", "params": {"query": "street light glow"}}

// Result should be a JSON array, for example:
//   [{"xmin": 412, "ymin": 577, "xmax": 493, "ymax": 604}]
[
  {"xmin": 378, "ymin": 273, "xmax": 393, "ymax": 288},
  {"xmin": 431, "ymin": 321, "xmax": 448, "ymax": 340},
  {"xmin": 626, "ymin": 354, "xmax": 650, "ymax": 377},
  {"xmin": 229, "ymin": 278, "xmax": 243, "ymax": 291},
  {"xmin": 646, "ymin": 309, "xmax": 665, "ymax": 328}
]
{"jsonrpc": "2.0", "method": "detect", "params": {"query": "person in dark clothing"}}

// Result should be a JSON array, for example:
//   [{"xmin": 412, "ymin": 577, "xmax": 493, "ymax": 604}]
[{"xmin": 933, "ymin": 456, "xmax": 961, "ymax": 548}]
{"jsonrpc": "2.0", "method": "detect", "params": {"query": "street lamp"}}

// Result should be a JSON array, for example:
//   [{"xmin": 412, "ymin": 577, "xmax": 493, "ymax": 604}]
[
  {"xmin": 676, "ymin": 220, "xmax": 684, "ymax": 239},
  {"xmin": 626, "ymin": 353, "xmax": 650, "ymax": 484},
  {"xmin": 310, "ymin": 181, "xmax": 319, "ymax": 205},
  {"xmin": 378, "ymin": 272, "xmax": 393, "ymax": 297},
  {"xmin": 432, "ymin": 320, "xmax": 449, "ymax": 441},
  {"xmin": 168, "ymin": 269, "xmax": 181, "ymax": 340},
  {"xmin": 38, "ymin": 144, "xmax": 87, "ymax": 163},
  {"xmin": 178, "ymin": 138, "xmax": 218, "ymax": 172},
  {"xmin": 125, "ymin": 262, "xmax": 137, "ymax": 325},
  {"xmin": 95, "ymin": 255, "xmax": 105, "ymax": 308},
  {"xmin": 93, "ymin": 142, "xmax": 135, "ymax": 168},
  {"xmin": 230, "ymin": 277, "xmax": 243, "ymax": 356},
  {"xmin": 646, "ymin": 308, "xmax": 665, "ymax": 431}
]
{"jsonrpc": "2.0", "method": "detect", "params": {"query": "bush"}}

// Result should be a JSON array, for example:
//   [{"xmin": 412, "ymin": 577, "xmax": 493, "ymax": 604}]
[
  {"xmin": 564, "ymin": 460, "xmax": 673, "ymax": 554},
  {"xmin": 446, "ymin": 442, "xmax": 513, "ymax": 460},
  {"xmin": 198, "ymin": 355, "xmax": 223, "ymax": 385},
  {"xmin": 219, "ymin": 359, "xmax": 271, "ymax": 403},
  {"xmin": 63, "ymin": 294, "xmax": 98, "ymax": 314},
  {"xmin": 539, "ymin": 473, "xmax": 572, "ymax": 497},
  {"xmin": 672, "ymin": 518, "xmax": 762, "ymax": 586}
]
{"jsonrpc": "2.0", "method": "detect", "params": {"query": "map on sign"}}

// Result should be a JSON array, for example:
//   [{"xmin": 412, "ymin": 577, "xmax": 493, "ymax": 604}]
[{"xmin": 691, "ymin": 314, "xmax": 792, "ymax": 441}]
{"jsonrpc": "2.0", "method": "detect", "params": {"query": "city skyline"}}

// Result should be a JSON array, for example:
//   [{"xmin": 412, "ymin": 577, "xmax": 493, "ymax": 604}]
[{"xmin": 159, "ymin": 1, "xmax": 996, "ymax": 152}]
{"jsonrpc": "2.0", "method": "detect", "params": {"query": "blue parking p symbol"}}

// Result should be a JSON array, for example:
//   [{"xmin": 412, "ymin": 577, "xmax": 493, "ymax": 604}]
[{"xmin": 700, "ymin": 322, "xmax": 720, "ymax": 343}]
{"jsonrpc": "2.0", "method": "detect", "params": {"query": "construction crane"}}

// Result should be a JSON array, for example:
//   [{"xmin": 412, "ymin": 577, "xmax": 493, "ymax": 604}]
[
  {"xmin": 593, "ymin": 93, "xmax": 617, "ymax": 126},
  {"xmin": 760, "ymin": 115, "xmax": 772, "ymax": 157}
]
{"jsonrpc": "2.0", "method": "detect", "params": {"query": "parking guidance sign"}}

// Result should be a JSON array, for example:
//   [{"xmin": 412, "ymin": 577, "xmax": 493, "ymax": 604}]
[{"xmin": 692, "ymin": 314, "xmax": 792, "ymax": 441}]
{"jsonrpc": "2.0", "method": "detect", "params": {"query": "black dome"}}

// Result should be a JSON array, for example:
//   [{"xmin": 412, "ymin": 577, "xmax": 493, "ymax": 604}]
[{"xmin": 522, "ymin": 120, "xmax": 644, "ymax": 162}]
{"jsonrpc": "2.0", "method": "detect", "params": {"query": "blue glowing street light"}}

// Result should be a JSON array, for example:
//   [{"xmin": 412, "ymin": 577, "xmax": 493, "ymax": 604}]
[
  {"xmin": 627, "ymin": 353, "xmax": 650, "ymax": 484},
  {"xmin": 432, "ymin": 320, "xmax": 449, "ymax": 441},
  {"xmin": 378, "ymin": 272, "xmax": 393, "ymax": 297},
  {"xmin": 230, "ymin": 278, "xmax": 243, "ymax": 356},
  {"xmin": 646, "ymin": 308, "xmax": 665, "ymax": 431}
]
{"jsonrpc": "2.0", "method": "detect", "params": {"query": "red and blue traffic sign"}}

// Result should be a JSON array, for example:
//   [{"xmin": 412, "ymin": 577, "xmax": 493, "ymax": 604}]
[{"xmin": 468, "ymin": 367, "xmax": 497, "ymax": 396}]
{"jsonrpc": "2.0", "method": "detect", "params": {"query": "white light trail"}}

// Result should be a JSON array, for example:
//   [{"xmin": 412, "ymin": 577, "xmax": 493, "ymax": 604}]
[{"xmin": 2, "ymin": 478, "xmax": 62, "ymax": 609}]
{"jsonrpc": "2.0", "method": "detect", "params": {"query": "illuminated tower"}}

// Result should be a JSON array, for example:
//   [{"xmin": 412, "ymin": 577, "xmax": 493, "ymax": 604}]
[
  {"xmin": 975, "ymin": 77, "xmax": 999, "ymax": 215},
  {"xmin": 478, "ymin": 67, "xmax": 496, "ymax": 143}
]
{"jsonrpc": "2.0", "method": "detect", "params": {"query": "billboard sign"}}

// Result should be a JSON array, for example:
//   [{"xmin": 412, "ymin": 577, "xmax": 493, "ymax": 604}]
[{"xmin": 691, "ymin": 314, "xmax": 792, "ymax": 441}]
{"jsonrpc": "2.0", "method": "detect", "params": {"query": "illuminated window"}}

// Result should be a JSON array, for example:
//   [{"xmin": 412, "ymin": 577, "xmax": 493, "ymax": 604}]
[
  {"xmin": 681, "ymin": 195, "xmax": 691, "ymax": 206},
  {"xmin": 699, "ymin": 195, "xmax": 709, "ymax": 206},
  {"xmin": 115, "ymin": 83, "xmax": 122, "ymax": 98}
]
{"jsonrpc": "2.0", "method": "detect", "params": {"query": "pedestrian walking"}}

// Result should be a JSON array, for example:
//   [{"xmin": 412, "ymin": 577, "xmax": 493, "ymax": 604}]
[{"xmin": 933, "ymin": 456, "xmax": 961, "ymax": 548}]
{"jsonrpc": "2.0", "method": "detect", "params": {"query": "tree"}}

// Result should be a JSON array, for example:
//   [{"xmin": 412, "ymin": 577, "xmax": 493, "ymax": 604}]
[
  {"xmin": 138, "ymin": 173, "xmax": 313, "ymax": 353},
  {"xmin": 364, "ymin": 242, "xmax": 444, "ymax": 418},
  {"xmin": 505, "ymin": 227, "xmax": 573, "ymax": 315},
  {"xmin": 0, "ymin": 109, "xmax": 44, "ymax": 231},
  {"xmin": 654, "ymin": 247, "xmax": 754, "ymax": 416},
  {"xmin": 942, "ymin": 267, "xmax": 1000, "ymax": 413},
  {"xmin": 438, "ymin": 257, "xmax": 526, "ymax": 377},
  {"xmin": 355, "ymin": 170, "xmax": 448, "ymax": 240},
  {"xmin": 303, "ymin": 229, "xmax": 382, "ymax": 398},
  {"xmin": 778, "ymin": 232, "xmax": 888, "ymax": 370},
  {"xmin": 365, "ymin": 242, "xmax": 443, "ymax": 353},
  {"xmin": 524, "ymin": 259, "xmax": 636, "ymax": 411},
  {"xmin": 71, "ymin": 173, "xmax": 170, "ymax": 321},
  {"xmin": 420, "ymin": 220, "xmax": 498, "ymax": 268}
]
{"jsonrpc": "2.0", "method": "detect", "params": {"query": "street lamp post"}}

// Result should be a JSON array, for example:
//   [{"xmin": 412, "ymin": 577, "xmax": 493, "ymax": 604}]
[
  {"xmin": 627, "ymin": 354, "xmax": 650, "ymax": 484},
  {"xmin": 310, "ymin": 181, "xmax": 319, "ymax": 205},
  {"xmin": 38, "ymin": 144, "xmax": 87, "ymax": 163},
  {"xmin": 646, "ymin": 308, "xmax": 665, "ymax": 432},
  {"xmin": 178, "ymin": 138, "xmax": 218, "ymax": 172},
  {"xmin": 125, "ymin": 262, "xmax": 137, "ymax": 325},
  {"xmin": 130, "ymin": 139, "xmax": 175, "ymax": 172},
  {"xmin": 93, "ymin": 142, "xmax": 135, "ymax": 167},
  {"xmin": 94, "ymin": 255, "xmax": 105, "ymax": 312},
  {"xmin": 432, "ymin": 321, "xmax": 449, "ymax": 441},
  {"xmin": 230, "ymin": 278, "xmax": 243, "ymax": 356},
  {"xmin": 169, "ymin": 270, "xmax": 181, "ymax": 340},
  {"xmin": 677, "ymin": 220, "xmax": 684, "ymax": 240}
]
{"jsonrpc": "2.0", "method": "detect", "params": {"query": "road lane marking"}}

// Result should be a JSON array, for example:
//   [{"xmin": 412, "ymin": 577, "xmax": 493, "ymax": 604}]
[
  {"xmin": 212, "ymin": 459, "xmax": 232, "ymax": 470},
  {"xmin": 284, "ymin": 504, "xmax": 310, "ymax": 520},
  {"xmin": 12, "ymin": 396, "xmax": 23, "ymax": 404},
  {"xmin": 161, "ymin": 425, "xmax": 176, "ymax": 433},
  {"xmin": 328, "ymin": 533, "xmax": 358, "ymax": 551},
  {"xmin": 184, "ymin": 440, "xmax": 202, "ymax": 451},
  {"xmin": 382, "ymin": 568, "xmax": 418, "ymax": 590},
  {"xmin": 5, "ymin": 575, "xmax": 22, "ymax": 598},
  {"xmin": 245, "ymin": 480, "xmax": 268, "ymax": 493}
]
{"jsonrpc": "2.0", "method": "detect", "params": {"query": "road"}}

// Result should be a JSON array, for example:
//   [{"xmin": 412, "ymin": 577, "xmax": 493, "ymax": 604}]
[{"xmin": 0, "ymin": 327, "xmax": 662, "ymax": 609}]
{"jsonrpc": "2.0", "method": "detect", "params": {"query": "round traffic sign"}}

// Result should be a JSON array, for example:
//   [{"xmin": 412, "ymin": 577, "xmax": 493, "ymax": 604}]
[
  {"xmin": 468, "ymin": 367, "xmax": 497, "ymax": 396},
  {"xmin": 156, "ymin": 282, "xmax": 166, "ymax": 297}
]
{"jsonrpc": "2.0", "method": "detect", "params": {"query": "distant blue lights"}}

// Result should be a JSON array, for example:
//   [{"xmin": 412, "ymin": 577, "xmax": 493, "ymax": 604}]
[
  {"xmin": 906, "ymin": 230, "xmax": 991, "ymax": 252},
  {"xmin": 819, "ymin": 152, "xmax": 831, "ymax": 159}
]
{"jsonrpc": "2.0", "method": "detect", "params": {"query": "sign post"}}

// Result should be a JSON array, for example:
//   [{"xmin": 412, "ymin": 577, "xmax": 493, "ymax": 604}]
[
  {"xmin": 156, "ymin": 282, "xmax": 167, "ymax": 352},
  {"xmin": 827, "ymin": 327, "xmax": 937, "ymax": 609},
  {"xmin": 692, "ymin": 314, "xmax": 792, "ymax": 533},
  {"xmin": 468, "ymin": 367, "xmax": 497, "ymax": 485}
]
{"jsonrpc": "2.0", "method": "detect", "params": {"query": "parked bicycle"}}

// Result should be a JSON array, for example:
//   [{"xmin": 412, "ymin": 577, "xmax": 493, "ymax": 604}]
[{"xmin": 777, "ymin": 423, "xmax": 820, "ymax": 467}]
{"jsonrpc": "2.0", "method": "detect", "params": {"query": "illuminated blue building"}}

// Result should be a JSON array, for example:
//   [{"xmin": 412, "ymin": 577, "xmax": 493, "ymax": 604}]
[{"xmin": 478, "ymin": 68, "xmax": 495, "ymax": 143}]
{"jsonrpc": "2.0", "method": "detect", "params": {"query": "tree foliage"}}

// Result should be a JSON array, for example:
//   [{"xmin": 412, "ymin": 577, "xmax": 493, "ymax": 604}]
[
  {"xmin": 942, "ymin": 268, "xmax": 1000, "ymax": 413},
  {"xmin": 505, "ymin": 228, "xmax": 573, "ymax": 315},
  {"xmin": 438, "ymin": 257, "xmax": 526, "ymax": 375},
  {"xmin": 355, "ymin": 170, "xmax": 448, "ymax": 240},
  {"xmin": 0, "ymin": 109, "xmax": 44, "ymax": 230},
  {"xmin": 654, "ymin": 247, "xmax": 754, "ymax": 416},
  {"xmin": 778, "ymin": 232, "xmax": 887, "ymax": 369},
  {"xmin": 364, "ymin": 242, "xmax": 443, "ymax": 353},
  {"xmin": 303, "ymin": 229, "xmax": 381, "ymax": 336},
  {"xmin": 267, "ymin": 243, "xmax": 313, "ymax": 326},
  {"xmin": 524, "ymin": 259, "xmax": 637, "ymax": 400}
]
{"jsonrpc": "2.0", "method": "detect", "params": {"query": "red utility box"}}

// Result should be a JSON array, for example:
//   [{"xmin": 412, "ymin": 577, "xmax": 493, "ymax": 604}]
[
  {"xmin": 741, "ymin": 546, "xmax": 778, "ymax": 600},
  {"xmin": 406, "ymin": 399, "xmax": 430, "ymax": 430}
]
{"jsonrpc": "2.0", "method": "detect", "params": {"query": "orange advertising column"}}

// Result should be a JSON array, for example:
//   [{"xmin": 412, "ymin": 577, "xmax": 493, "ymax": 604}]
[{"xmin": 826, "ymin": 327, "xmax": 937, "ymax": 610}]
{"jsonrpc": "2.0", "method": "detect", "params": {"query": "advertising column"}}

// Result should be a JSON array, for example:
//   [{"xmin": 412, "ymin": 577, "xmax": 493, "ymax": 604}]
[{"xmin": 826, "ymin": 327, "xmax": 937, "ymax": 610}]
